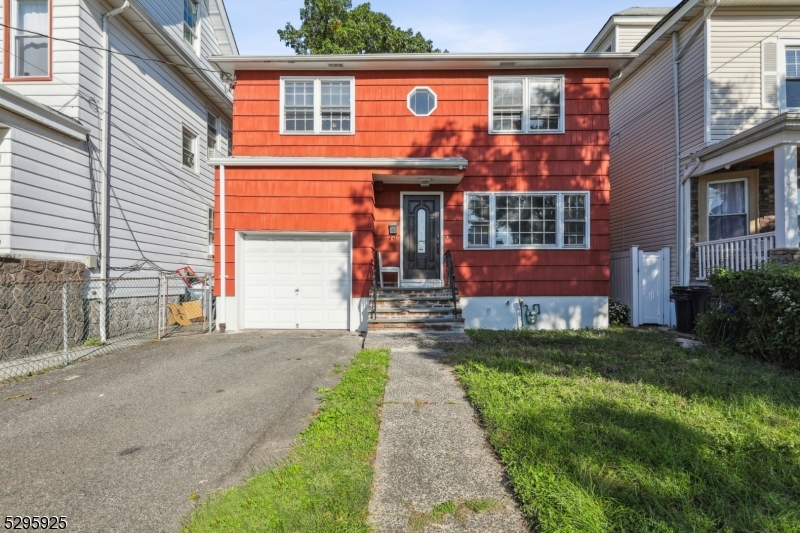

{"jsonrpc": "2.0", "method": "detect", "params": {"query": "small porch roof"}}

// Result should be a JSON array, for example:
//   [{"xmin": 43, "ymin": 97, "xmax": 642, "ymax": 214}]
[
  {"xmin": 208, "ymin": 156, "xmax": 468, "ymax": 170},
  {"xmin": 687, "ymin": 113, "xmax": 800, "ymax": 176}
]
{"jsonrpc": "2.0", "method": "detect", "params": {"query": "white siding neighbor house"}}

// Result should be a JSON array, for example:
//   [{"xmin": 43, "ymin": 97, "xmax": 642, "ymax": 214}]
[
  {"xmin": 589, "ymin": 0, "xmax": 800, "ymax": 325},
  {"xmin": 0, "ymin": 0, "xmax": 236, "ymax": 280}
]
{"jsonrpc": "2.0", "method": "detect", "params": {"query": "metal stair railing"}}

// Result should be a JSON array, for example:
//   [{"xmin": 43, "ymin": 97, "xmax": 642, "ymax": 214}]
[{"xmin": 443, "ymin": 250, "xmax": 459, "ymax": 318}]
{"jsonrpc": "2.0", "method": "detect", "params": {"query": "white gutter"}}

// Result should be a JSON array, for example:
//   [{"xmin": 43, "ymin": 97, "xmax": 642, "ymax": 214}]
[
  {"xmin": 207, "ymin": 156, "xmax": 469, "ymax": 169},
  {"xmin": 99, "ymin": 0, "xmax": 129, "ymax": 342},
  {"xmin": 219, "ymin": 165, "xmax": 226, "ymax": 332}
]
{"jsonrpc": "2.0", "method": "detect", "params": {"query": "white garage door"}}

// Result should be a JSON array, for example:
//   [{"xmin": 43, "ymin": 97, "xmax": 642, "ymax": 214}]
[{"xmin": 241, "ymin": 234, "xmax": 350, "ymax": 330}]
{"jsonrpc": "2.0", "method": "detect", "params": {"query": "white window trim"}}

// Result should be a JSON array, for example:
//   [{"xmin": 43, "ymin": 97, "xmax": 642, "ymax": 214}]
[
  {"xmin": 706, "ymin": 177, "xmax": 749, "ymax": 239},
  {"xmin": 778, "ymin": 38, "xmax": 800, "ymax": 111},
  {"xmin": 407, "ymin": 86, "xmax": 438, "ymax": 116},
  {"xmin": 488, "ymin": 75, "xmax": 566, "ymax": 135},
  {"xmin": 463, "ymin": 191, "xmax": 590, "ymax": 250},
  {"xmin": 182, "ymin": 127, "xmax": 198, "ymax": 173},
  {"xmin": 279, "ymin": 77, "xmax": 356, "ymax": 135}
]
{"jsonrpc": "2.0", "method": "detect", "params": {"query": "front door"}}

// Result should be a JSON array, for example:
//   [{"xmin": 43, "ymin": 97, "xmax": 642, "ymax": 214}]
[{"xmin": 403, "ymin": 195, "xmax": 441, "ymax": 281}]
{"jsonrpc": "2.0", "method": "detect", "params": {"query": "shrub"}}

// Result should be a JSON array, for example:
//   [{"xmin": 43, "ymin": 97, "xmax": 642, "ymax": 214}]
[
  {"xmin": 608, "ymin": 298, "xmax": 631, "ymax": 327},
  {"xmin": 695, "ymin": 262, "xmax": 800, "ymax": 367}
]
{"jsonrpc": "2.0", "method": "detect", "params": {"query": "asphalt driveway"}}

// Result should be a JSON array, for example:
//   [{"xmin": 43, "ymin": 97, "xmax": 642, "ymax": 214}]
[{"xmin": 0, "ymin": 330, "xmax": 363, "ymax": 532}]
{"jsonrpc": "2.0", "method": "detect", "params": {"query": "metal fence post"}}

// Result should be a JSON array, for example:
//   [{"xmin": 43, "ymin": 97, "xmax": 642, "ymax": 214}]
[
  {"xmin": 62, "ymin": 281, "xmax": 69, "ymax": 366},
  {"xmin": 157, "ymin": 274, "xmax": 163, "ymax": 341}
]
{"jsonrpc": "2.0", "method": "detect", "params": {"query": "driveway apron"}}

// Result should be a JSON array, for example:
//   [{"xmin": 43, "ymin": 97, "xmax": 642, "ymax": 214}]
[{"xmin": 0, "ymin": 330, "xmax": 361, "ymax": 532}]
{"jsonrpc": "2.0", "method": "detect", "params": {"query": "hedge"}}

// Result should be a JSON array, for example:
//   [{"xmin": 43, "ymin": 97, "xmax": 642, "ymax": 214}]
[{"xmin": 696, "ymin": 262, "xmax": 800, "ymax": 368}]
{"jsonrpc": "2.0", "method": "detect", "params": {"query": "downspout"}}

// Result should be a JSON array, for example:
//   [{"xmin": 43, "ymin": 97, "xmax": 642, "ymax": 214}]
[
  {"xmin": 99, "ymin": 0, "xmax": 129, "ymax": 342},
  {"xmin": 673, "ymin": 0, "xmax": 719, "ymax": 287},
  {"xmin": 219, "ymin": 164, "xmax": 226, "ymax": 332}
]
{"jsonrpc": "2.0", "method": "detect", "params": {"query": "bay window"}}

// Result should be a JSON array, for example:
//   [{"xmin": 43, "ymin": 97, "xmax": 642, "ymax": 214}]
[
  {"xmin": 8, "ymin": 0, "xmax": 50, "ymax": 79},
  {"xmin": 281, "ymin": 77, "xmax": 355, "ymax": 134},
  {"xmin": 489, "ymin": 76, "xmax": 564, "ymax": 134},
  {"xmin": 465, "ymin": 192, "xmax": 589, "ymax": 249}
]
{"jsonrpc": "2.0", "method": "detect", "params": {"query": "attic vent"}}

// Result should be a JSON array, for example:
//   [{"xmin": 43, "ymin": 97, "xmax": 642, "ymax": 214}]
[
  {"xmin": 328, "ymin": 63, "xmax": 344, "ymax": 68},
  {"xmin": 499, "ymin": 62, "xmax": 516, "ymax": 66}
]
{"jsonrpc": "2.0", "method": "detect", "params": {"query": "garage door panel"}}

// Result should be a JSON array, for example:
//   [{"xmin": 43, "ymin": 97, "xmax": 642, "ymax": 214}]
[{"xmin": 242, "ymin": 234, "xmax": 350, "ymax": 330}]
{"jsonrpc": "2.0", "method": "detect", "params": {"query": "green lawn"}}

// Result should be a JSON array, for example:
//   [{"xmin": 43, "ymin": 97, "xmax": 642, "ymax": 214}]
[
  {"xmin": 452, "ymin": 329, "xmax": 800, "ymax": 533},
  {"xmin": 183, "ymin": 348, "xmax": 390, "ymax": 533}
]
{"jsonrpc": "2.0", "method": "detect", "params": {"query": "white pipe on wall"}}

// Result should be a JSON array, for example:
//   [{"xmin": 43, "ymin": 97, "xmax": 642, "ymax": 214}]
[
  {"xmin": 99, "ymin": 0, "xmax": 129, "ymax": 342},
  {"xmin": 219, "ymin": 164, "xmax": 226, "ymax": 331}
]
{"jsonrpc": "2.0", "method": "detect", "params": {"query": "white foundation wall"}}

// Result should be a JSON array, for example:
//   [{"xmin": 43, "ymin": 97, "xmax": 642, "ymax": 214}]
[
  {"xmin": 460, "ymin": 296, "xmax": 609, "ymax": 330},
  {"xmin": 217, "ymin": 296, "xmax": 369, "ymax": 333}
]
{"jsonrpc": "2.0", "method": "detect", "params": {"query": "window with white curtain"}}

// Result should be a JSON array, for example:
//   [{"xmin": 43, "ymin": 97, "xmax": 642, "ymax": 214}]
[
  {"xmin": 10, "ymin": 0, "xmax": 50, "ymax": 78},
  {"xmin": 708, "ymin": 179, "xmax": 748, "ymax": 241},
  {"xmin": 464, "ymin": 191, "xmax": 590, "ymax": 249}
]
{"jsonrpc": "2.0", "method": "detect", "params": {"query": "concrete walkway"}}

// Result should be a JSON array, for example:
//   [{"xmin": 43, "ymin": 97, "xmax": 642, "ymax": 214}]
[{"xmin": 367, "ymin": 333, "xmax": 528, "ymax": 532}]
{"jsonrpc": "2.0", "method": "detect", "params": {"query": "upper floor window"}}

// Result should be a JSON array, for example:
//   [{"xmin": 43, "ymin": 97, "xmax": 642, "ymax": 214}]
[
  {"xmin": 408, "ymin": 87, "xmax": 437, "ymax": 116},
  {"xmin": 7, "ymin": 0, "xmax": 50, "ymax": 79},
  {"xmin": 182, "ymin": 128, "xmax": 197, "ymax": 171},
  {"xmin": 226, "ymin": 123, "xmax": 233, "ymax": 156},
  {"xmin": 464, "ymin": 191, "xmax": 589, "ymax": 249},
  {"xmin": 280, "ymin": 77, "xmax": 355, "ymax": 135},
  {"xmin": 489, "ymin": 76, "xmax": 565, "ymax": 134},
  {"xmin": 183, "ymin": 0, "xmax": 199, "ymax": 49},
  {"xmin": 786, "ymin": 48, "xmax": 800, "ymax": 108},
  {"xmin": 207, "ymin": 111, "xmax": 218, "ymax": 158}
]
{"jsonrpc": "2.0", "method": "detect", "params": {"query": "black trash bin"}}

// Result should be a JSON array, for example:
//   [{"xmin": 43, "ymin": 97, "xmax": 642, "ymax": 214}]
[
  {"xmin": 689, "ymin": 285, "xmax": 712, "ymax": 321},
  {"xmin": 670, "ymin": 286, "xmax": 694, "ymax": 334}
]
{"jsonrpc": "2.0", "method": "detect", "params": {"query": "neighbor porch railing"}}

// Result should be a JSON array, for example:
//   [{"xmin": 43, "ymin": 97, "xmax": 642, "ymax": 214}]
[{"xmin": 696, "ymin": 232, "xmax": 775, "ymax": 280}]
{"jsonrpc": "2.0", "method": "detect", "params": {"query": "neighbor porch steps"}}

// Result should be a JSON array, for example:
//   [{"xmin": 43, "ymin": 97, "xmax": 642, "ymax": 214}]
[{"xmin": 368, "ymin": 287, "xmax": 465, "ymax": 331}]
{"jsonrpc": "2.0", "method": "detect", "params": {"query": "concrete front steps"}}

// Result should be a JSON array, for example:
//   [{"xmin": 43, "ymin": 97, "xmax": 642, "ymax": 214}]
[{"xmin": 368, "ymin": 287, "xmax": 465, "ymax": 331}]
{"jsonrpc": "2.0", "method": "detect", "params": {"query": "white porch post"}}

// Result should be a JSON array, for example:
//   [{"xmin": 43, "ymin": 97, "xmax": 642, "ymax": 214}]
[{"xmin": 774, "ymin": 144, "xmax": 800, "ymax": 248}]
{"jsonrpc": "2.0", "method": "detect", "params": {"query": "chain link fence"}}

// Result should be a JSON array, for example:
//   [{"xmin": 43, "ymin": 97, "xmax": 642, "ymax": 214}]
[{"xmin": 0, "ymin": 274, "xmax": 214, "ymax": 381}]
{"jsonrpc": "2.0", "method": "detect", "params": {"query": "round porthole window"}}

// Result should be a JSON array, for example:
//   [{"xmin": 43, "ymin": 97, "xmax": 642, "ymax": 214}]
[{"xmin": 407, "ymin": 87, "xmax": 437, "ymax": 116}]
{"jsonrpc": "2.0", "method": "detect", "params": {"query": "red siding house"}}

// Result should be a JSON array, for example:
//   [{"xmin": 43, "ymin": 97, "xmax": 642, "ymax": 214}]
[{"xmin": 209, "ymin": 53, "xmax": 634, "ymax": 332}]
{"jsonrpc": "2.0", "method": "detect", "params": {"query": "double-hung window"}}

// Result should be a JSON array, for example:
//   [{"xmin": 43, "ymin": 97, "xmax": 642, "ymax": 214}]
[
  {"xmin": 465, "ymin": 192, "xmax": 589, "ymax": 249},
  {"xmin": 207, "ymin": 207, "xmax": 215, "ymax": 257},
  {"xmin": 7, "ymin": 0, "xmax": 50, "ymax": 79},
  {"xmin": 206, "ymin": 112, "xmax": 218, "ymax": 159},
  {"xmin": 182, "ymin": 128, "xmax": 197, "ymax": 171},
  {"xmin": 707, "ymin": 179, "xmax": 748, "ymax": 241},
  {"xmin": 281, "ymin": 77, "xmax": 355, "ymax": 134},
  {"xmin": 184, "ymin": 0, "xmax": 199, "ymax": 49},
  {"xmin": 489, "ymin": 76, "xmax": 565, "ymax": 134},
  {"xmin": 786, "ymin": 48, "xmax": 800, "ymax": 108}
]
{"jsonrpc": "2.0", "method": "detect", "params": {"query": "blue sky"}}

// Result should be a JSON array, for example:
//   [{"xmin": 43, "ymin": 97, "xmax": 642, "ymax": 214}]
[{"xmin": 225, "ymin": 0, "xmax": 673, "ymax": 55}]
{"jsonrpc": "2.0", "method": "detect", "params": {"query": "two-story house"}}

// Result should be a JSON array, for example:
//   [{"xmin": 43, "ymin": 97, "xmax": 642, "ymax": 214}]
[
  {"xmin": 0, "ymin": 0, "xmax": 236, "ymax": 283},
  {"xmin": 589, "ymin": 0, "xmax": 800, "ymax": 325},
  {"xmin": 207, "ymin": 52, "xmax": 635, "ymax": 332}
]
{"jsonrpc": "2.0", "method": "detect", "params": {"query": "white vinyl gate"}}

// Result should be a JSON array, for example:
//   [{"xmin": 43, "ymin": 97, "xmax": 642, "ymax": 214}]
[{"xmin": 610, "ymin": 246, "xmax": 672, "ymax": 327}]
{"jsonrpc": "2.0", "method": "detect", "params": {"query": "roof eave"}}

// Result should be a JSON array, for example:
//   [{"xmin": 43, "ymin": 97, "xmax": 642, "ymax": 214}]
[
  {"xmin": 119, "ymin": 0, "xmax": 233, "ymax": 115},
  {"xmin": 211, "ymin": 53, "xmax": 637, "ymax": 75},
  {"xmin": 209, "ymin": 156, "xmax": 469, "ymax": 169},
  {"xmin": 0, "ymin": 84, "xmax": 89, "ymax": 140},
  {"xmin": 692, "ymin": 113, "xmax": 800, "ymax": 161}
]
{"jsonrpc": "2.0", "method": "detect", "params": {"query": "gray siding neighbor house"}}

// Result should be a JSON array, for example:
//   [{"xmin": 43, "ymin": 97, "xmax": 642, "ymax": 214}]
[
  {"xmin": 0, "ymin": 0, "xmax": 236, "ymax": 280},
  {"xmin": 589, "ymin": 0, "xmax": 800, "ymax": 325}
]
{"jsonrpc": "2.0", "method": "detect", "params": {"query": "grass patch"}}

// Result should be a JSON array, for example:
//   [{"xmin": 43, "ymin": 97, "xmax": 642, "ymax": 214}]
[
  {"xmin": 183, "ymin": 348, "xmax": 390, "ymax": 533},
  {"xmin": 452, "ymin": 329, "xmax": 800, "ymax": 533},
  {"xmin": 407, "ymin": 498, "xmax": 501, "ymax": 531}
]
